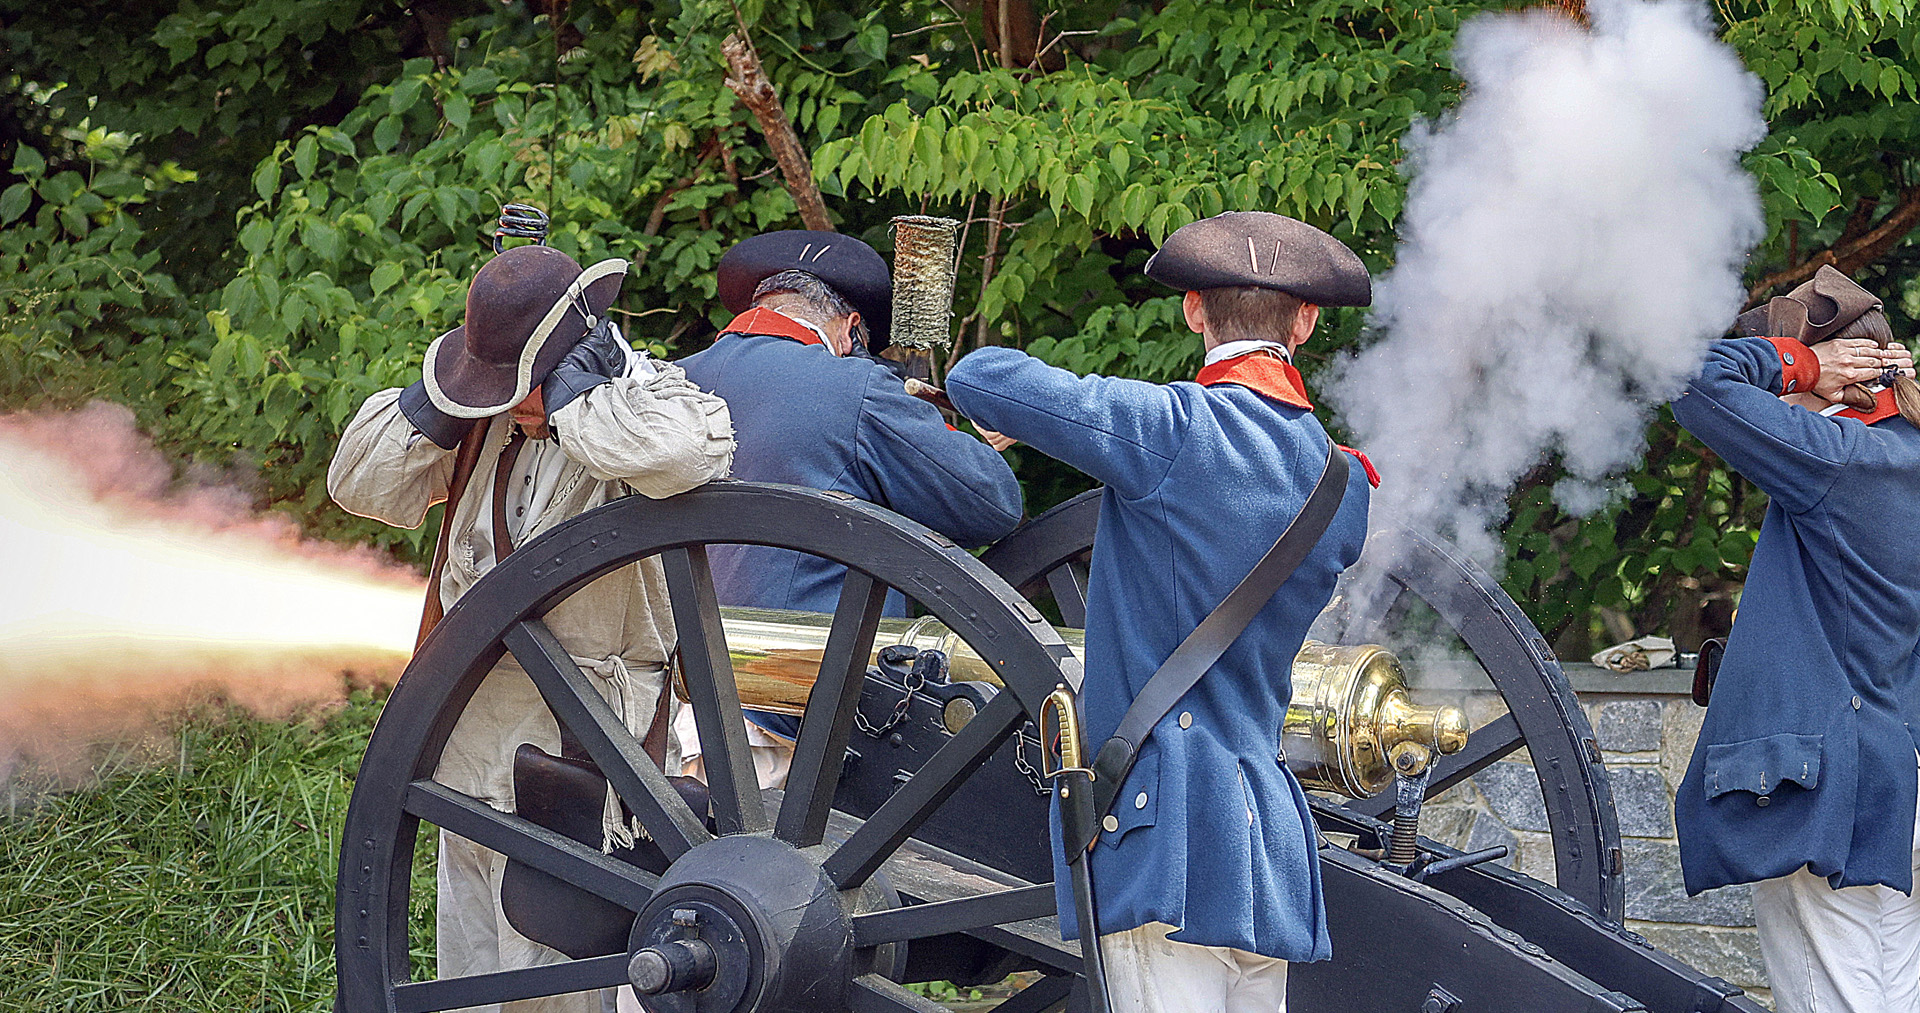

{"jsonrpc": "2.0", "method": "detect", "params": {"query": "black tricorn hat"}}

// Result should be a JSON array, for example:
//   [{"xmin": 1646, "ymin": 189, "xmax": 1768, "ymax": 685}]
[
  {"xmin": 717, "ymin": 230, "xmax": 894, "ymax": 351},
  {"xmin": 425, "ymin": 245, "xmax": 627, "ymax": 418},
  {"xmin": 1735, "ymin": 264, "xmax": 1882, "ymax": 343},
  {"xmin": 1145, "ymin": 211, "xmax": 1371, "ymax": 307}
]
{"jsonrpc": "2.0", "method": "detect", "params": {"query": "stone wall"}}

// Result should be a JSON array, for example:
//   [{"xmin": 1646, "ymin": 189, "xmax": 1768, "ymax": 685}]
[{"xmin": 1409, "ymin": 670, "xmax": 1773, "ymax": 1008}]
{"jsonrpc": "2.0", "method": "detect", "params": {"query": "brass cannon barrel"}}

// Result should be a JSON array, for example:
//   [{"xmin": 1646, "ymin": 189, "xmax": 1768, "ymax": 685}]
[{"xmin": 710, "ymin": 607, "xmax": 1467, "ymax": 799}]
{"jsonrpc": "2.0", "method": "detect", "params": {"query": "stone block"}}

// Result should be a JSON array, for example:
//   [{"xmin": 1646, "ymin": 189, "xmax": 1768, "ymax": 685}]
[
  {"xmin": 1628, "ymin": 922, "xmax": 1768, "ymax": 990},
  {"xmin": 1474, "ymin": 762, "xmax": 1549, "ymax": 832},
  {"xmin": 1623, "ymin": 839, "xmax": 1755, "ymax": 927},
  {"xmin": 1662, "ymin": 701, "xmax": 1706, "ymax": 793},
  {"xmin": 1419, "ymin": 804, "xmax": 1478, "ymax": 850},
  {"xmin": 1513, "ymin": 830, "xmax": 1558, "ymax": 885},
  {"xmin": 1595, "ymin": 699, "xmax": 1663, "ymax": 753},
  {"xmin": 1610, "ymin": 764, "xmax": 1676, "ymax": 837},
  {"xmin": 1466, "ymin": 811, "xmax": 1518, "ymax": 869}
]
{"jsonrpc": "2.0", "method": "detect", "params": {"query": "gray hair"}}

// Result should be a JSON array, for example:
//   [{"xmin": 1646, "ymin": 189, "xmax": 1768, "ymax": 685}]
[{"xmin": 751, "ymin": 270, "xmax": 872, "ymax": 348}]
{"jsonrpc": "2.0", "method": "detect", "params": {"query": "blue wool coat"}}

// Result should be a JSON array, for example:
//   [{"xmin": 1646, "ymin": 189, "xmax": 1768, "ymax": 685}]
[
  {"xmin": 1672, "ymin": 336, "xmax": 1920, "ymax": 895},
  {"xmin": 947, "ymin": 346, "xmax": 1370, "ymax": 962},
  {"xmin": 678, "ymin": 331, "xmax": 1024, "ymax": 727}
]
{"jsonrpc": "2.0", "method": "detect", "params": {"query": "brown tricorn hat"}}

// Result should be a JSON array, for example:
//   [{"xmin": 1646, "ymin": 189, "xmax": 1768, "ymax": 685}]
[
  {"xmin": 423, "ymin": 245, "xmax": 627, "ymax": 418},
  {"xmin": 1144, "ymin": 211, "xmax": 1372, "ymax": 307},
  {"xmin": 1735, "ymin": 264, "xmax": 1882, "ymax": 344}
]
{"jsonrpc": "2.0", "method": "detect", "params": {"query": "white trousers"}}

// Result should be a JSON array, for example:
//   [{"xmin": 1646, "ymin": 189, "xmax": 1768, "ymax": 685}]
[
  {"xmin": 1099, "ymin": 921, "xmax": 1288, "ymax": 1013},
  {"xmin": 1752, "ymin": 759, "xmax": 1920, "ymax": 1013},
  {"xmin": 438, "ymin": 832, "xmax": 607, "ymax": 1013}
]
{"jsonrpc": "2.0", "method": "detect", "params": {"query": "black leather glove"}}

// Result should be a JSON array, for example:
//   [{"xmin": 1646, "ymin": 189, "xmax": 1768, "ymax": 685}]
[
  {"xmin": 397, "ymin": 380, "xmax": 476, "ymax": 451},
  {"xmin": 541, "ymin": 321, "xmax": 628, "ymax": 419}
]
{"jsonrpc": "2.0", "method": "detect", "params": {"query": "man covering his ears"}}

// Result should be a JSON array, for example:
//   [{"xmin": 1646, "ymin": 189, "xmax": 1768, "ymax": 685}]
[
  {"xmin": 1674, "ymin": 266, "xmax": 1920, "ymax": 1013},
  {"xmin": 328, "ymin": 244, "xmax": 734, "ymax": 1012},
  {"xmin": 946, "ymin": 212, "xmax": 1378, "ymax": 1012}
]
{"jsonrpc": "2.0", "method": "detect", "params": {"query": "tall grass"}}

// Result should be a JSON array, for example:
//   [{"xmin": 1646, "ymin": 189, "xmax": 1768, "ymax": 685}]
[{"xmin": 0, "ymin": 692, "xmax": 430, "ymax": 1012}]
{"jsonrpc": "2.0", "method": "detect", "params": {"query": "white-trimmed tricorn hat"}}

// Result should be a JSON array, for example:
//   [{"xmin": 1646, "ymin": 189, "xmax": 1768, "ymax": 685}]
[{"xmin": 423, "ymin": 245, "xmax": 628, "ymax": 418}]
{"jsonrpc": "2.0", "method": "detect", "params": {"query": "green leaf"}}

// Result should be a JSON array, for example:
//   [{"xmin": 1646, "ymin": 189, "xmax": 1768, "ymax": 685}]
[
  {"xmin": 390, "ymin": 77, "xmax": 425, "ymax": 116},
  {"xmin": 374, "ymin": 116, "xmax": 404, "ymax": 154},
  {"xmin": 461, "ymin": 67, "xmax": 501, "ymax": 95},
  {"xmin": 370, "ymin": 262, "xmax": 404, "ymax": 296},
  {"xmin": 253, "ymin": 158, "xmax": 282, "ymax": 203},
  {"xmin": 302, "ymin": 219, "xmax": 344, "ymax": 262},
  {"xmin": 1066, "ymin": 173, "xmax": 1097, "ymax": 219},
  {"xmin": 12, "ymin": 143, "xmax": 46, "ymax": 179},
  {"xmin": 0, "ymin": 183, "xmax": 29, "ymax": 225},
  {"xmin": 1121, "ymin": 184, "xmax": 1152, "ymax": 228},
  {"xmin": 293, "ymin": 135, "xmax": 318, "ymax": 180},
  {"xmin": 445, "ymin": 91, "xmax": 472, "ymax": 131},
  {"xmin": 434, "ymin": 188, "xmax": 461, "ymax": 230},
  {"xmin": 855, "ymin": 23, "xmax": 888, "ymax": 61},
  {"xmin": 239, "ymin": 217, "xmax": 273, "ymax": 257}
]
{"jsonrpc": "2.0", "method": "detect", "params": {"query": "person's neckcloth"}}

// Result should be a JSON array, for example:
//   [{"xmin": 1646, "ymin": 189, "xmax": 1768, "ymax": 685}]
[
  {"xmin": 946, "ymin": 345, "xmax": 1374, "ymax": 963},
  {"xmin": 677, "ymin": 310, "xmax": 1024, "ymax": 736},
  {"xmin": 1672, "ymin": 336, "xmax": 1920, "ymax": 896}
]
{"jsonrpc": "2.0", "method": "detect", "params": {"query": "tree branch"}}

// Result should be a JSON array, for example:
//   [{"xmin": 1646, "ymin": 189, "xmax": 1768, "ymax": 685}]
[
  {"xmin": 1747, "ymin": 186, "xmax": 1920, "ymax": 306},
  {"xmin": 720, "ymin": 32, "xmax": 833, "ymax": 232}
]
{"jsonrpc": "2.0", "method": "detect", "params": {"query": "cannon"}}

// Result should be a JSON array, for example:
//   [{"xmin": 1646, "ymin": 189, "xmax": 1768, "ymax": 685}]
[{"xmin": 334, "ymin": 482, "xmax": 1764, "ymax": 1013}]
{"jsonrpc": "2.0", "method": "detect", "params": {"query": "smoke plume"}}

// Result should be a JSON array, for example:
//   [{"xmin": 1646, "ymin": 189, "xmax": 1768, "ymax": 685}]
[
  {"xmin": 0, "ymin": 403, "xmax": 423, "ymax": 781},
  {"xmin": 1327, "ymin": 0, "xmax": 1767, "ymax": 564}
]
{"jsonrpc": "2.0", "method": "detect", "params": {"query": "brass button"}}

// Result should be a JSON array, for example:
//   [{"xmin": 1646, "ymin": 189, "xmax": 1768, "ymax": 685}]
[
  {"xmin": 1102, "ymin": 815, "xmax": 1119, "ymax": 833},
  {"xmin": 1756, "ymin": 796, "xmax": 1771, "ymax": 807},
  {"xmin": 1135, "ymin": 792, "xmax": 1148, "ymax": 809},
  {"xmin": 1178, "ymin": 712, "xmax": 1193, "ymax": 729},
  {"xmin": 1853, "ymin": 696, "xmax": 1863, "ymax": 710}
]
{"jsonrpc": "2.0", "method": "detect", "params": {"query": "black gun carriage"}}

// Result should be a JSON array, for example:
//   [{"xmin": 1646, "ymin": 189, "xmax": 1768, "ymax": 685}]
[{"xmin": 333, "ymin": 481, "xmax": 1764, "ymax": 1013}]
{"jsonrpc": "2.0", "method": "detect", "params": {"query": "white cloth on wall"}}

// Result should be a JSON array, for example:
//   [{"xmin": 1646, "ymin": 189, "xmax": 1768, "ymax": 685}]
[
  {"xmin": 1752, "ymin": 755, "xmax": 1920, "ymax": 1013},
  {"xmin": 1100, "ymin": 920, "xmax": 1288, "ymax": 1013}
]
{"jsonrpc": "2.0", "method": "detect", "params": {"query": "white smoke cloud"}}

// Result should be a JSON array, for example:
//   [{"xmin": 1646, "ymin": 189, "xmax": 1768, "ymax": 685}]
[{"xmin": 1326, "ymin": 0, "xmax": 1767, "ymax": 565}]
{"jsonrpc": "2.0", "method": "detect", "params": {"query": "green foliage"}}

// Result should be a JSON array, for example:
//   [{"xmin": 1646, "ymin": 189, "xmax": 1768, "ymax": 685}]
[
  {"xmin": 3, "ymin": 0, "xmax": 1919, "ymax": 642},
  {"xmin": 0, "ymin": 695, "xmax": 433, "ymax": 1012}
]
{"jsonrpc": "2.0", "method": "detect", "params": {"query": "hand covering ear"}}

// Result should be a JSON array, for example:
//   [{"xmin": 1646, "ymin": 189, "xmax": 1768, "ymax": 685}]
[
  {"xmin": 542, "ymin": 321, "xmax": 627, "ymax": 419},
  {"xmin": 398, "ymin": 380, "xmax": 477, "ymax": 450}
]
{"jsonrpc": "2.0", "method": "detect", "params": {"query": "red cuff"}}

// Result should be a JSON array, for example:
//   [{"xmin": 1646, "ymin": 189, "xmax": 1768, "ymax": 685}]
[
  {"xmin": 1337, "ymin": 444, "xmax": 1381, "ymax": 487},
  {"xmin": 1765, "ymin": 337, "xmax": 1820, "ymax": 395}
]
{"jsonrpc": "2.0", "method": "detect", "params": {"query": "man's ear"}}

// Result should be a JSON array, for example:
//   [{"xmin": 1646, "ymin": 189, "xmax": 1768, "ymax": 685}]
[
  {"xmin": 832, "ymin": 311, "xmax": 862, "ymax": 356},
  {"xmin": 1182, "ymin": 291, "xmax": 1207, "ymax": 335},
  {"xmin": 1288, "ymin": 303, "xmax": 1322, "ymax": 352}
]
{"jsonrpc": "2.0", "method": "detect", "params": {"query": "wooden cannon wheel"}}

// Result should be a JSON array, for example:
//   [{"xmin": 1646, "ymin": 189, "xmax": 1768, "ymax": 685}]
[{"xmin": 333, "ymin": 482, "xmax": 1089, "ymax": 1013}]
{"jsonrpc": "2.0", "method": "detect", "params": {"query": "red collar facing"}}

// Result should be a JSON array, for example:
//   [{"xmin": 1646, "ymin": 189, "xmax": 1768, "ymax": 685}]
[
  {"xmin": 1194, "ymin": 352, "xmax": 1381, "ymax": 487},
  {"xmin": 1836, "ymin": 388, "xmax": 1900, "ymax": 425},
  {"xmin": 720, "ymin": 307, "xmax": 823, "ymax": 347},
  {"xmin": 1195, "ymin": 353, "xmax": 1313, "ymax": 410}
]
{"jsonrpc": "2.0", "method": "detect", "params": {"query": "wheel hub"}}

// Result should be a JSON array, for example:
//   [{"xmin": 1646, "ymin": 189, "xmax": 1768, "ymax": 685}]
[{"xmin": 627, "ymin": 835, "xmax": 851, "ymax": 1013}]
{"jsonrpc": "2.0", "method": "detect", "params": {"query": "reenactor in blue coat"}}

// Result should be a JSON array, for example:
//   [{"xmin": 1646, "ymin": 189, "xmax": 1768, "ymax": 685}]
[
  {"xmin": 677, "ymin": 231, "xmax": 1024, "ymax": 783},
  {"xmin": 1673, "ymin": 266, "xmax": 1920, "ymax": 1013},
  {"xmin": 947, "ymin": 212, "xmax": 1377, "ymax": 1011}
]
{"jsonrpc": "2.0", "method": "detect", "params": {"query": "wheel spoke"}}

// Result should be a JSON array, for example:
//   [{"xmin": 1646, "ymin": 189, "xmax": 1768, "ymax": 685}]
[
  {"xmin": 1345, "ymin": 713, "xmax": 1524, "ymax": 820},
  {"xmin": 1045, "ymin": 560, "xmax": 1089, "ymax": 629},
  {"xmin": 661, "ymin": 546, "xmax": 771, "ymax": 835},
  {"xmin": 850, "ymin": 884, "xmax": 1056, "ymax": 946},
  {"xmin": 404, "ymin": 780, "xmax": 657, "ymax": 911},
  {"xmin": 992, "ymin": 974, "xmax": 1073, "ymax": 1013},
  {"xmin": 505, "ymin": 619, "xmax": 710, "ymax": 859},
  {"xmin": 391, "ymin": 953, "xmax": 631, "ymax": 1012},
  {"xmin": 775, "ymin": 570, "xmax": 891, "ymax": 846},
  {"xmin": 824, "ymin": 691, "xmax": 1023, "ymax": 889},
  {"xmin": 851, "ymin": 973, "xmax": 951, "ymax": 1013}
]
